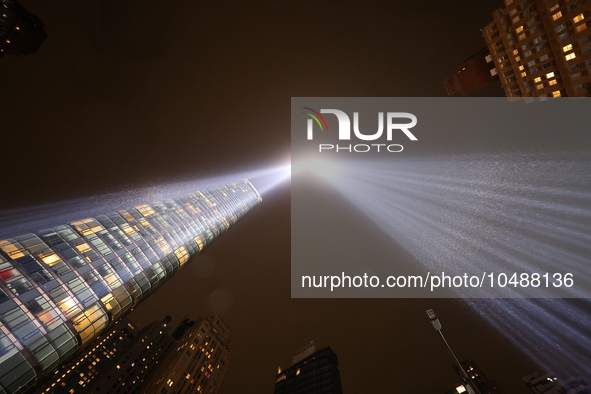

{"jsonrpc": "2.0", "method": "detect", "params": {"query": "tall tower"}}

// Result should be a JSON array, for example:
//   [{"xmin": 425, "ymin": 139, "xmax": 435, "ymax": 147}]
[
  {"xmin": 481, "ymin": 0, "xmax": 591, "ymax": 97},
  {"xmin": 274, "ymin": 342, "xmax": 343, "ymax": 394},
  {"xmin": 144, "ymin": 316, "xmax": 232, "ymax": 394},
  {"xmin": 0, "ymin": 180, "xmax": 261, "ymax": 393}
]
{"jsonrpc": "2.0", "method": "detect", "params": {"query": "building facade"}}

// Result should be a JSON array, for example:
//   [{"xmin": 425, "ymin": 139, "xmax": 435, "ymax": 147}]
[
  {"xmin": 444, "ymin": 47, "xmax": 498, "ymax": 95},
  {"xmin": 274, "ymin": 342, "xmax": 343, "ymax": 394},
  {"xmin": 0, "ymin": 180, "xmax": 261, "ymax": 393},
  {"xmin": 144, "ymin": 316, "xmax": 232, "ymax": 394},
  {"xmin": 482, "ymin": 0, "xmax": 591, "ymax": 97},
  {"xmin": 36, "ymin": 316, "xmax": 175, "ymax": 393}
]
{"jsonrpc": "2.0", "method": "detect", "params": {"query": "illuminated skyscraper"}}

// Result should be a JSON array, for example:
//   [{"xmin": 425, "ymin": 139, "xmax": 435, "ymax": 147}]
[
  {"xmin": 0, "ymin": 180, "xmax": 261, "ymax": 393},
  {"xmin": 274, "ymin": 342, "xmax": 343, "ymax": 394},
  {"xmin": 144, "ymin": 316, "xmax": 232, "ymax": 394}
]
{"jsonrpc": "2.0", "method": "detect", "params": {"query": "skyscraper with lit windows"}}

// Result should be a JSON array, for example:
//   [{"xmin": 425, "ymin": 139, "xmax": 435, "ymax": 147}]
[
  {"xmin": 144, "ymin": 316, "xmax": 232, "ymax": 394},
  {"xmin": 0, "ymin": 180, "xmax": 261, "ymax": 394},
  {"xmin": 482, "ymin": 0, "xmax": 591, "ymax": 97},
  {"xmin": 36, "ymin": 316, "xmax": 176, "ymax": 394},
  {"xmin": 274, "ymin": 342, "xmax": 343, "ymax": 394}
]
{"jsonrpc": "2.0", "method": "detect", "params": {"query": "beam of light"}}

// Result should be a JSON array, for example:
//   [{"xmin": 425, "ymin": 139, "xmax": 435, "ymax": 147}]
[
  {"xmin": 466, "ymin": 298, "xmax": 591, "ymax": 377},
  {"xmin": 0, "ymin": 161, "xmax": 291, "ymax": 239},
  {"xmin": 293, "ymin": 151, "xmax": 591, "ymax": 375}
]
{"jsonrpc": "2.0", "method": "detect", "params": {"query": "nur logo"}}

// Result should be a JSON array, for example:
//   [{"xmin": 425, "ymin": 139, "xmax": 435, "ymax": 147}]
[{"xmin": 303, "ymin": 108, "xmax": 417, "ymax": 141}]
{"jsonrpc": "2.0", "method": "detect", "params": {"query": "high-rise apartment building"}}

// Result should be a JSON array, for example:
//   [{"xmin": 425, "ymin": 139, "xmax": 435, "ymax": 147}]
[
  {"xmin": 482, "ymin": 0, "xmax": 591, "ymax": 97},
  {"xmin": 0, "ymin": 180, "xmax": 261, "ymax": 393},
  {"xmin": 0, "ymin": 0, "xmax": 47, "ymax": 57},
  {"xmin": 144, "ymin": 316, "xmax": 232, "ymax": 394},
  {"xmin": 274, "ymin": 342, "xmax": 343, "ymax": 394}
]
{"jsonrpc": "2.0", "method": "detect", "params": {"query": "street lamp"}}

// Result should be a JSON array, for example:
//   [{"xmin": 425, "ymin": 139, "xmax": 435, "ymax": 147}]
[{"xmin": 425, "ymin": 309, "xmax": 483, "ymax": 394}]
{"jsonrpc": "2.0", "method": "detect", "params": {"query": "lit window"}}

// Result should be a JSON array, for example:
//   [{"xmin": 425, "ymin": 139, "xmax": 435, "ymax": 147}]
[
  {"xmin": 576, "ymin": 24, "xmax": 587, "ymax": 32},
  {"xmin": 534, "ymin": 76, "xmax": 542, "ymax": 83},
  {"xmin": 566, "ymin": 53, "xmax": 576, "ymax": 60},
  {"xmin": 563, "ymin": 44, "xmax": 573, "ymax": 52},
  {"xmin": 135, "ymin": 205, "xmax": 155, "ymax": 216},
  {"xmin": 296, "ymin": 368, "xmax": 301, "ymax": 376},
  {"xmin": 521, "ymin": 71, "xmax": 527, "ymax": 77},
  {"xmin": 573, "ymin": 13, "xmax": 584, "ymax": 23},
  {"xmin": 550, "ymin": 3, "xmax": 559, "ymax": 12},
  {"xmin": 39, "ymin": 252, "xmax": 61, "ymax": 266},
  {"xmin": 552, "ymin": 90, "xmax": 561, "ymax": 97},
  {"xmin": 515, "ymin": 56, "xmax": 521, "ymax": 61},
  {"xmin": 536, "ymin": 83, "xmax": 544, "ymax": 89},
  {"xmin": 519, "ymin": 65, "xmax": 525, "ymax": 70},
  {"xmin": 552, "ymin": 11, "xmax": 562, "ymax": 20},
  {"xmin": 516, "ymin": 26, "xmax": 524, "ymax": 33},
  {"xmin": 513, "ymin": 49, "xmax": 519, "ymax": 55},
  {"xmin": 75, "ymin": 243, "xmax": 92, "ymax": 254},
  {"xmin": 546, "ymin": 72, "xmax": 555, "ymax": 78},
  {"xmin": 549, "ymin": 79, "xmax": 557, "ymax": 85}
]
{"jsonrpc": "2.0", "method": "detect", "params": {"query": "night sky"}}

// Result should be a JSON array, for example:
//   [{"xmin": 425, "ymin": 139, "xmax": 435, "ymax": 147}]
[{"xmin": 0, "ymin": 1, "xmax": 550, "ymax": 393}]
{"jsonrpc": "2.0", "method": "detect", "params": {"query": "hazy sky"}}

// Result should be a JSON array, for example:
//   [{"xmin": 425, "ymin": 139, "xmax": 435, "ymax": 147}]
[{"xmin": 0, "ymin": 1, "xmax": 553, "ymax": 393}]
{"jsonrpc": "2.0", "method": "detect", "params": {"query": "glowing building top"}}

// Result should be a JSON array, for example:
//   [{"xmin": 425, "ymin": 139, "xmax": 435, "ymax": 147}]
[{"xmin": 0, "ymin": 180, "xmax": 261, "ymax": 393}]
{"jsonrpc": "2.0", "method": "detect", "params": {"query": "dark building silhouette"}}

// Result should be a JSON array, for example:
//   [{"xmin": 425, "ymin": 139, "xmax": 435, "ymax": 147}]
[
  {"xmin": 451, "ymin": 360, "xmax": 506, "ymax": 394},
  {"xmin": 0, "ymin": 0, "xmax": 47, "ymax": 57},
  {"xmin": 522, "ymin": 371, "xmax": 591, "ymax": 393},
  {"xmin": 444, "ymin": 48, "xmax": 498, "ymax": 95},
  {"xmin": 0, "ymin": 180, "xmax": 261, "ymax": 393},
  {"xmin": 274, "ymin": 342, "xmax": 343, "ymax": 394}
]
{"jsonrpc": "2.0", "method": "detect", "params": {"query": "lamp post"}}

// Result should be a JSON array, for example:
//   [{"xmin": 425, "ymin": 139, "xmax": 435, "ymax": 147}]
[{"xmin": 426, "ymin": 309, "xmax": 483, "ymax": 394}]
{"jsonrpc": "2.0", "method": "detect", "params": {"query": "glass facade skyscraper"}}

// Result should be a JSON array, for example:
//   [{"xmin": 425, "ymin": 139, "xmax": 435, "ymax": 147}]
[{"xmin": 0, "ymin": 180, "xmax": 261, "ymax": 394}]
